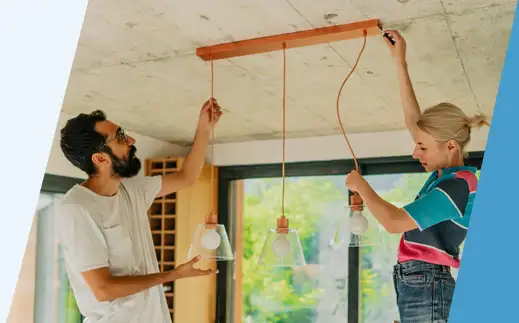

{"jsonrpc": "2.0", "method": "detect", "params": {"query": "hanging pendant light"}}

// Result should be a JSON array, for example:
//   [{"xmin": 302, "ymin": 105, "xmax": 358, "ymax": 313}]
[
  {"xmin": 187, "ymin": 57, "xmax": 234, "ymax": 262},
  {"xmin": 329, "ymin": 193, "xmax": 384, "ymax": 249},
  {"xmin": 190, "ymin": 21, "xmax": 383, "ymax": 262},
  {"xmin": 327, "ymin": 30, "xmax": 383, "ymax": 250},
  {"xmin": 257, "ymin": 216, "xmax": 306, "ymax": 267},
  {"xmin": 257, "ymin": 43, "xmax": 306, "ymax": 268},
  {"xmin": 187, "ymin": 211, "xmax": 234, "ymax": 261}
]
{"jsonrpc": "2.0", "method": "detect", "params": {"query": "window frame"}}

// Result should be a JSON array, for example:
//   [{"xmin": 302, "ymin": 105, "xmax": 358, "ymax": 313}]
[
  {"xmin": 38, "ymin": 173, "xmax": 84, "ymax": 323},
  {"xmin": 215, "ymin": 151, "xmax": 485, "ymax": 323},
  {"xmin": 40, "ymin": 173, "xmax": 83, "ymax": 194}
]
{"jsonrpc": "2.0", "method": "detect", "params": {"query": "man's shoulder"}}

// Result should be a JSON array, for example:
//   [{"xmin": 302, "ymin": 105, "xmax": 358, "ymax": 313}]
[
  {"xmin": 122, "ymin": 174, "xmax": 162, "ymax": 185},
  {"xmin": 59, "ymin": 185, "xmax": 89, "ymax": 207},
  {"xmin": 121, "ymin": 175, "xmax": 162, "ymax": 193},
  {"xmin": 55, "ymin": 186, "xmax": 96, "ymax": 221}
]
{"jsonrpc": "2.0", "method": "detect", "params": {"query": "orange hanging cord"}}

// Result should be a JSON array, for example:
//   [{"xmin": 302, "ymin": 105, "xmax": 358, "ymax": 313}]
[
  {"xmin": 277, "ymin": 31, "xmax": 367, "ymax": 226},
  {"xmin": 336, "ymin": 30, "xmax": 367, "ymax": 173},
  {"xmin": 207, "ymin": 30, "xmax": 368, "ymax": 226},
  {"xmin": 205, "ymin": 56, "xmax": 217, "ymax": 227},
  {"xmin": 336, "ymin": 30, "xmax": 368, "ymax": 209},
  {"xmin": 210, "ymin": 57, "xmax": 215, "ymax": 204},
  {"xmin": 276, "ymin": 43, "xmax": 289, "ymax": 233},
  {"xmin": 281, "ymin": 43, "xmax": 287, "ymax": 218}
]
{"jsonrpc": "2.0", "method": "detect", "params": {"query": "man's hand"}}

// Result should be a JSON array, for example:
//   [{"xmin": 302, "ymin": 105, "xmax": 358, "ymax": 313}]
[
  {"xmin": 156, "ymin": 98, "xmax": 223, "ymax": 198},
  {"xmin": 383, "ymin": 30, "xmax": 407, "ymax": 66},
  {"xmin": 81, "ymin": 256, "xmax": 218, "ymax": 302},
  {"xmin": 197, "ymin": 98, "xmax": 223, "ymax": 133},
  {"xmin": 170, "ymin": 255, "xmax": 218, "ymax": 280}
]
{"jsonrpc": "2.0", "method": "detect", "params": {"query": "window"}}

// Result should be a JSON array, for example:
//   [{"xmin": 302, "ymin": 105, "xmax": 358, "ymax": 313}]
[
  {"xmin": 7, "ymin": 175, "xmax": 84, "ymax": 323},
  {"xmin": 34, "ymin": 192, "xmax": 81, "ymax": 323},
  {"xmin": 216, "ymin": 154, "xmax": 484, "ymax": 323},
  {"xmin": 359, "ymin": 172, "xmax": 430, "ymax": 323},
  {"xmin": 34, "ymin": 192, "xmax": 82, "ymax": 323},
  {"xmin": 241, "ymin": 176, "xmax": 351, "ymax": 322}
]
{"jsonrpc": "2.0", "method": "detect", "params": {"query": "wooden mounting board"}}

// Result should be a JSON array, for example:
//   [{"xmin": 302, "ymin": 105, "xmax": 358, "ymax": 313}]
[{"xmin": 196, "ymin": 18, "xmax": 381, "ymax": 61}]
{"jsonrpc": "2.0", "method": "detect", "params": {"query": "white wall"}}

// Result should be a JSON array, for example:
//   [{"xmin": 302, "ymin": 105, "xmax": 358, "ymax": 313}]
[
  {"xmin": 45, "ymin": 111, "xmax": 490, "ymax": 178},
  {"xmin": 211, "ymin": 127, "xmax": 490, "ymax": 166},
  {"xmin": 45, "ymin": 111, "xmax": 190, "ymax": 179}
]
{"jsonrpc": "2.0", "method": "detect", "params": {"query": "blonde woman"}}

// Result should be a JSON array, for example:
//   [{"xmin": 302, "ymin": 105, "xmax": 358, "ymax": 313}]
[{"xmin": 345, "ymin": 30, "xmax": 489, "ymax": 323}]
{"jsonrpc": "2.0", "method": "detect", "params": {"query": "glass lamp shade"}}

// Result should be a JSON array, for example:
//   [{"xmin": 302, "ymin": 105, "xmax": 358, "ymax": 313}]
[
  {"xmin": 329, "ymin": 202, "xmax": 384, "ymax": 249},
  {"xmin": 257, "ymin": 228, "xmax": 307, "ymax": 268},
  {"xmin": 187, "ymin": 223, "xmax": 234, "ymax": 261}
]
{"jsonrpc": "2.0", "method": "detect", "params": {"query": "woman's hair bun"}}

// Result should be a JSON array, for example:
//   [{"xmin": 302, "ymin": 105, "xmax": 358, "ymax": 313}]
[{"xmin": 467, "ymin": 114, "xmax": 490, "ymax": 128}]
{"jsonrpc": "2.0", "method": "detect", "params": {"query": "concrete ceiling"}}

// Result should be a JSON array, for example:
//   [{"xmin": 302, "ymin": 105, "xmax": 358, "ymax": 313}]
[{"xmin": 62, "ymin": 0, "xmax": 517, "ymax": 145}]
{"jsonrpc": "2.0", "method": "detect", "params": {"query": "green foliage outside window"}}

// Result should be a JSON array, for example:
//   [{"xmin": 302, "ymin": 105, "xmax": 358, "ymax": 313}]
[{"xmin": 241, "ymin": 170, "xmax": 480, "ymax": 322}]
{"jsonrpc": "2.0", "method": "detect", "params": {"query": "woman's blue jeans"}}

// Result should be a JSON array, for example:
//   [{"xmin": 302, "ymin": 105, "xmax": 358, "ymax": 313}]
[{"xmin": 393, "ymin": 260, "xmax": 456, "ymax": 323}]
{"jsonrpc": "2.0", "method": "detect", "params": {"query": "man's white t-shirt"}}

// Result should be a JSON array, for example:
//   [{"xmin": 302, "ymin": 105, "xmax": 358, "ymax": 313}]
[{"xmin": 55, "ymin": 175, "xmax": 171, "ymax": 323}]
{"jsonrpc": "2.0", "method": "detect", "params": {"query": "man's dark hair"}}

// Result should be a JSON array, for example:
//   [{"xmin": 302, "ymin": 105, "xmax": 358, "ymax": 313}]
[{"xmin": 60, "ymin": 110, "xmax": 108, "ymax": 176}]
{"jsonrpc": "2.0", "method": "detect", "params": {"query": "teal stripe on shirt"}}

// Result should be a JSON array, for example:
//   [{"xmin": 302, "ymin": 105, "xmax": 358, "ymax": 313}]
[{"xmin": 403, "ymin": 187, "xmax": 464, "ymax": 231}]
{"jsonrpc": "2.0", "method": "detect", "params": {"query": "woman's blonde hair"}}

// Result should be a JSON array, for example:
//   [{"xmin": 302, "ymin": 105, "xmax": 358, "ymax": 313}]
[{"xmin": 416, "ymin": 102, "xmax": 490, "ymax": 156}]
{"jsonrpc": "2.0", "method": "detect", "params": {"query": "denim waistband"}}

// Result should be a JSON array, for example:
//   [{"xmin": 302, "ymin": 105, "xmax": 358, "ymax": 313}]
[{"xmin": 394, "ymin": 260, "xmax": 451, "ymax": 277}]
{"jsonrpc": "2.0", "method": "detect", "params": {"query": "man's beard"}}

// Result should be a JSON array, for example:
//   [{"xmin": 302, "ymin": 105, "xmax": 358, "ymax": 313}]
[{"xmin": 108, "ymin": 146, "xmax": 141, "ymax": 178}]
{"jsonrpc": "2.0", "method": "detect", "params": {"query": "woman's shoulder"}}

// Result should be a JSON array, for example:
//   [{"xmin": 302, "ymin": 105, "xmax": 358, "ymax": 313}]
[
  {"xmin": 441, "ymin": 170, "xmax": 478, "ymax": 193},
  {"xmin": 432, "ymin": 171, "xmax": 477, "ymax": 200}
]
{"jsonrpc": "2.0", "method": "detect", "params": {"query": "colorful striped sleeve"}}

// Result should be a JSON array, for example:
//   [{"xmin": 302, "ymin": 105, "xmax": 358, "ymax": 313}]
[{"xmin": 403, "ymin": 177, "xmax": 470, "ymax": 231}]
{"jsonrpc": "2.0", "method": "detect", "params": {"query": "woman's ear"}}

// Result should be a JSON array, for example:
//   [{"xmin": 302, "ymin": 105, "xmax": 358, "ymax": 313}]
[{"xmin": 446, "ymin": 139, "xmax": 459, "ymax": 152}]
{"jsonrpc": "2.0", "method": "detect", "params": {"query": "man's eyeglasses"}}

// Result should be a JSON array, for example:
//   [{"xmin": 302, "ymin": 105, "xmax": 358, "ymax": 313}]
[{"xmin": 95, "ymin": 128, "xmax": 129, "ymax": 152}]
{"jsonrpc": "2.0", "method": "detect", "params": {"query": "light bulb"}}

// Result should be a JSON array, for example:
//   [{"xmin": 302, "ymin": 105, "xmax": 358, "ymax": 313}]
[
  {"xmin": 201, "ymin": 229, "xmax": 221, "ymax": 250},
  {"xmin": 350, "ymin": 210, "xmax": 368, "ymax": 235},
  {"xmin": 272, "ymin": 234, "xmax": 291, "ymax": 257}
]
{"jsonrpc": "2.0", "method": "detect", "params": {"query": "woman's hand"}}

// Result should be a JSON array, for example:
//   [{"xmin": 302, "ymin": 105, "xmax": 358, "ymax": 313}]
[
  {"xmin": 346, "ymin": 170, "xmax": 417, "ymax": 233},
  {"xmin": 383, "ymin": 30, "xmax": 407, "ymax": 66},
  {"xmin": 345, "ymin": 170, "xmax": 368, "ymax": 194}
]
